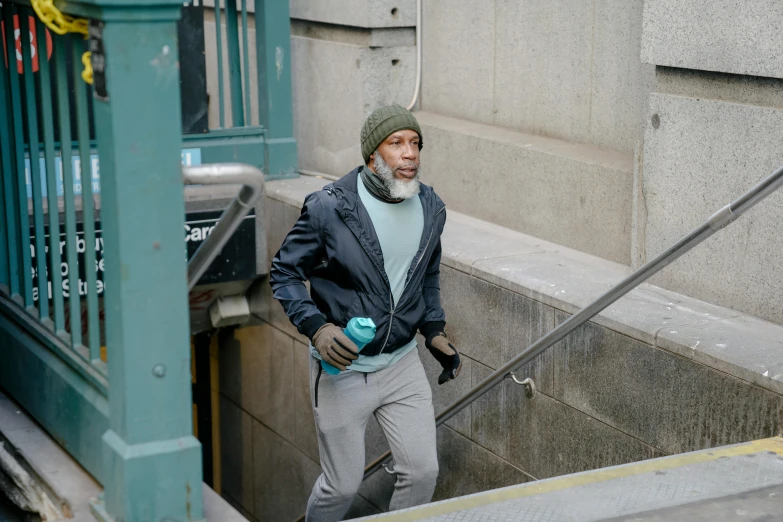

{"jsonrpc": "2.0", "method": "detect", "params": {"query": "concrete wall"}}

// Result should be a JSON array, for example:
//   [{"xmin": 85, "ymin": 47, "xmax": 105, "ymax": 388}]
[
  {"xmin": 290, "ymin": 0, "xmax": 416, "ymax": 28},
  {"xmin": 213, "ymin": 187, "xmax": 783, "ymax": 520},
  {"xmin": 641, "ymin": 0, "xmax": 783, "ymax": 79},
  {"xmin": 290, "ymin": 22, "xmax": 416, "ymax": 176},
  {"xmin": 634, "ymin": 6, "xmax": 783, "ymax": 323},
  {"xmin": 287, "ymin": 0, "xmax": 418, "ymax": 177},
  {"xmin": 422, "ymin": 0, "xmax": 654, "ymax": 155},
  {"xmin": 417, "ymin": 112, "xmax": 634, "ymax": 265}
]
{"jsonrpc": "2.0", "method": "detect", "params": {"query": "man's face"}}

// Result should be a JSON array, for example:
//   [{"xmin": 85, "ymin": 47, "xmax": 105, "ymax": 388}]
[{"xmin": 370, "ymin": 129, "xmax": 420, "ymax": 182}]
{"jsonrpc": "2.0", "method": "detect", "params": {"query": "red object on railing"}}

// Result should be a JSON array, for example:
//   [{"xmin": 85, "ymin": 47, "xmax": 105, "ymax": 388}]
[{"xmin": 1, "ymin": 15, "xmax": 53, "ymax": 73}]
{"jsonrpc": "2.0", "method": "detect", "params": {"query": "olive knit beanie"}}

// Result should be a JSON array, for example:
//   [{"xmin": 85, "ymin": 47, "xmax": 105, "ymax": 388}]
[{"xmin": 360, "ymin": 105, "xmax": 423, "ymax": 163}]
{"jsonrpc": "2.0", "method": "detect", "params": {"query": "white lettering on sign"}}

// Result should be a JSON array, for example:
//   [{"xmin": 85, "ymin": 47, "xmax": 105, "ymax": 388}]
[
  {"xmin": 185, "ymin": 223, "xmax": 216, "ymax": 243},
  {"xmin": 29, "ymin": 230, "xmax": 106, "ymax": 302}
]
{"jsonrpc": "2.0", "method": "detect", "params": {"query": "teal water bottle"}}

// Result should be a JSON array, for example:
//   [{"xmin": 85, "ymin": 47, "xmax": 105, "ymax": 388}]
[{"xmin": 321, "ymin": 317, "xmax": 377, "ymax": 375}]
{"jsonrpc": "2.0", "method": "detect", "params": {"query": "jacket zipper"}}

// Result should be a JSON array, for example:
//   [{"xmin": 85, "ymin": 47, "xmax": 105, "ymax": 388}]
[
  {"xmin": 378, "ymin": 206, "xmax": 446, "ymax": 354},
  {"xmin": 379, "ymin": 294, "xmax": 395, "ymax": 354}
]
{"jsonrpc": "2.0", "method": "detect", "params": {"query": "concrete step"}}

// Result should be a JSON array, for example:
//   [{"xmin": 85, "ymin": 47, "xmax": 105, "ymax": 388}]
[
  {"xmin": 353, "ymin": 437, "xmax": 783, "ymax": 521},
  {"xmin": 415, "ymin": 111, "xmax": 635, "ymax": 265},
  {"xmin": 605, "ymin": 484, "xmax": 783, "ymax": 522}
]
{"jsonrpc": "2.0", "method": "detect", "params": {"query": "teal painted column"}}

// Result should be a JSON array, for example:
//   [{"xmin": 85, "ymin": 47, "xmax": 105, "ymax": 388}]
[
  {"xmin": 88, "ymin": 6, "xmax": 203, "ymax": 521},
  {"xmin": 255, "ymin": 0, "xmax": 297, "ymax": 178}
]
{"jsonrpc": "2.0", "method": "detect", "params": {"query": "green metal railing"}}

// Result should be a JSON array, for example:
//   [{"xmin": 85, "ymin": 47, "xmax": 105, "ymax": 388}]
[
  {"xmin": 182, "ymin": 0, "xmax": 298, "ymax": 178},
  {"xmin": 0, "ymin": 1, "xmax": 297, "ymax": 518},
  {"xmin": 209, "ymin": 0, "xmax": 254, "ymax": 128},
  {"xmin": 0, "ymin": 5, "xmax": 105, "ymax": 372},
  {"xmin": 0, "ymin": 0, "xmax": 235, "ymax": 519}
]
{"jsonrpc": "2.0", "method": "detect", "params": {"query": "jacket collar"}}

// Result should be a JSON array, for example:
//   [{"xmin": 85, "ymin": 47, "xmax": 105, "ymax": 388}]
[
  {"xmin": 328, "ymin": 165, "xmax": 446, "ymax": 300},
  {"xmin": 331, "ymin": 166, "xmax": 362, "ymax": 211}
]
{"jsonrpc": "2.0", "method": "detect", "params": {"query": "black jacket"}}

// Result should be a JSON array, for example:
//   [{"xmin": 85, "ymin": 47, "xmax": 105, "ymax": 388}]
[{"xmin": 269, "ymin": 167, "xmax": 447, "ymax": 357}]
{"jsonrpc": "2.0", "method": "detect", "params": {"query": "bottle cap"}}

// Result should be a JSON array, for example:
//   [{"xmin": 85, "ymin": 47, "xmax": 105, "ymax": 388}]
[{"xmin": 346, "ymin": 317, "xmax": 376, "ymax": 345}]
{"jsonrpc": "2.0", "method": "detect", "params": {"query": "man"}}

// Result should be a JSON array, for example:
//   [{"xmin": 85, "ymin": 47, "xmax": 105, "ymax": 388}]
[{"xmin": 270, "ymin": 105, "xmax": 462, "ymax": 521}]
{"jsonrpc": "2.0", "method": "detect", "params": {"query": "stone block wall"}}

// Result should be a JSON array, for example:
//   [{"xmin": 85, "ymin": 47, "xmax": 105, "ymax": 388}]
[
  {"xmin": 416, "ymin": 112, "xmax": 634, "ymax": 264},
  {"xmin": 213, "ymin": 189, "xmax": 783, "ymax": 520},
  {"xmin": 635, "ymin": 4, "xmax": 783, "ymax": 323},
  {"xmin": 290, "ymin": 0, "xmax": 416, "ymax": 29},
  {"xmin": 422, "ymin": 0, "xmax": 654, "ymax": 155},
  {"xmin": 641, "ymin": 0, "xmax": 783, "ymax": 79},
  {"xmin": 290, "ymin": 22, "xmax": 415, "ymax": 177},
  {"xmin": 288, "ymin": 0, "xmax": 417, "ymax": 177}
]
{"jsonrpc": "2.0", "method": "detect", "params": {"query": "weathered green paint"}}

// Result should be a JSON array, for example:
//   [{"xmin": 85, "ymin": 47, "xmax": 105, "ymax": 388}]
[
  {"xmin": 254, "ymin": 0, "xmax": 297, "ymax": 177},
  {"xmin": 225, "ymin": 0, "xmax": 244, "ymax": 126},
  {"xmin": 37, "ymin": 22, "xmax": 66, "ymax": 334},
  {"xmin": 96, "ymin": 431, "xmax": 203, "ymax": 522},
  {"xmin": 214, "ymin": 0, "xmax": 226, "ymax": 128},
  {"xmin": 6, "ymin": 5, "xmax": 33, "ymax": 307},
  {"xmin": 0, "ymin": 6, "xmax": 21, "ymax": 298},
  {"xmin": 55, "ymin": 36, "xmax": 84, "ymax": 352},
  {"xmin": 0, "ymin": 295, "xmax": 109, "ymax": 482},
  {"xmin": 72, "ymin": 39, "xmax": 102, "ymax": 363},
  {"xmin": 241, "ymin": 0, "xmax": 251, "ymax": 125},
  {"xmin": 264, "ymin": 137, "xmax": 299, "ymax": 180},
  {"xmin": 91, "ymin": 7, "xmax": 203, "ymax": 520},
  {"xmin": 182, "ymin": 127, "xmax": 264, "ymax": 167},
  {"xmin": 21, "ymin": 11, "xmax": 49, "ymax": 320},
  {"xmin": 0, "ymin": 287, "xmax": 107, "ymax": 390},
  {"xmin": 0, "ymin": 0, "xmax": 298, "ymax": 518}
]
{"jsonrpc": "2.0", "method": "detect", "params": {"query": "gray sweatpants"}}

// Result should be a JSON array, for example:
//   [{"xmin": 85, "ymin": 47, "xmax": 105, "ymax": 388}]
[{"xmin": 306, "ymin": 348, "xmax": 439, "ymax": 522}]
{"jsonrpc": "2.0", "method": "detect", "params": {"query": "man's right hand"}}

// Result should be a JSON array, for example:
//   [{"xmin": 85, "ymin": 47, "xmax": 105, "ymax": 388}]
[{"xmin": 312, "ymin": 324, "xmax": 359, "ymax": 371}]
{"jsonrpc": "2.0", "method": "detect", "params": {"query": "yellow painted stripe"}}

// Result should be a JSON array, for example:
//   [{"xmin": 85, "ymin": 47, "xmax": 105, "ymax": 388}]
[
  {"xmin": 372, "ymin": 437, "xmax": 783, "ymax": 521},
  {"xmin": 752, "ymin": 437, "xmax": 783, "ymax": 456}
]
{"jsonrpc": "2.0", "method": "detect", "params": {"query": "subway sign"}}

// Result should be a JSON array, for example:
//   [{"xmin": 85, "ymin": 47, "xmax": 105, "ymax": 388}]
[{"xmin": 29, "ymin": 209, "xmax": 256, "ymax": 303}]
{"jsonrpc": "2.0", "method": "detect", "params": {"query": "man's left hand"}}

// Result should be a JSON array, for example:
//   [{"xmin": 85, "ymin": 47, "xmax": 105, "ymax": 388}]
[{"xmin": 425, "ymin": 333, "xmax": 462, "ymax": 385}]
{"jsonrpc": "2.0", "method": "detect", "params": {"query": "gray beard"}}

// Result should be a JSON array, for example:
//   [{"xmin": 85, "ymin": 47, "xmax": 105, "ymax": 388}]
[{"xmin": 372, "ymin": 154, "xmax": 421, "ymax": 200}]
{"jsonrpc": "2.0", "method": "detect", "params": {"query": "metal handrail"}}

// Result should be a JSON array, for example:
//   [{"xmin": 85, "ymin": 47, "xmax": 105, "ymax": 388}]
[
  {"xmin": 359, "ymin": 164, "xmax": 783, "ymax": 481},
  {"xmin": 183, "ymin": 163, "xmax": 265, "ymax": 290}
]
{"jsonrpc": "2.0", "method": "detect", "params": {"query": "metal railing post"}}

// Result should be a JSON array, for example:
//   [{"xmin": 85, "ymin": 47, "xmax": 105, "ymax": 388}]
[
  {"xmin": 89, "ymin": 5, "xmax": 203, "ymax": 521},
  {"xmin": 255, "ymin": 0, "xmax": 297, "ymax": 177}
]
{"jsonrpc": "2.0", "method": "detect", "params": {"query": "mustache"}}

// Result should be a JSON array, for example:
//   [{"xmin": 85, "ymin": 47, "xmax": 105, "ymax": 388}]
[{"xmin": 395, "ymin": 163, "xmax": 419, "ymax": 172}]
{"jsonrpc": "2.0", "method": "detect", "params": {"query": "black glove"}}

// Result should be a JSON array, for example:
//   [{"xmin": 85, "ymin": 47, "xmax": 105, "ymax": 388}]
[
  {"xmin": 312, "ymin": 324, "xmax": 359, "ymax": 371},
  {"xmin": 425, "ymin": 332, "xmax": 462, "ymax": 385}
]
